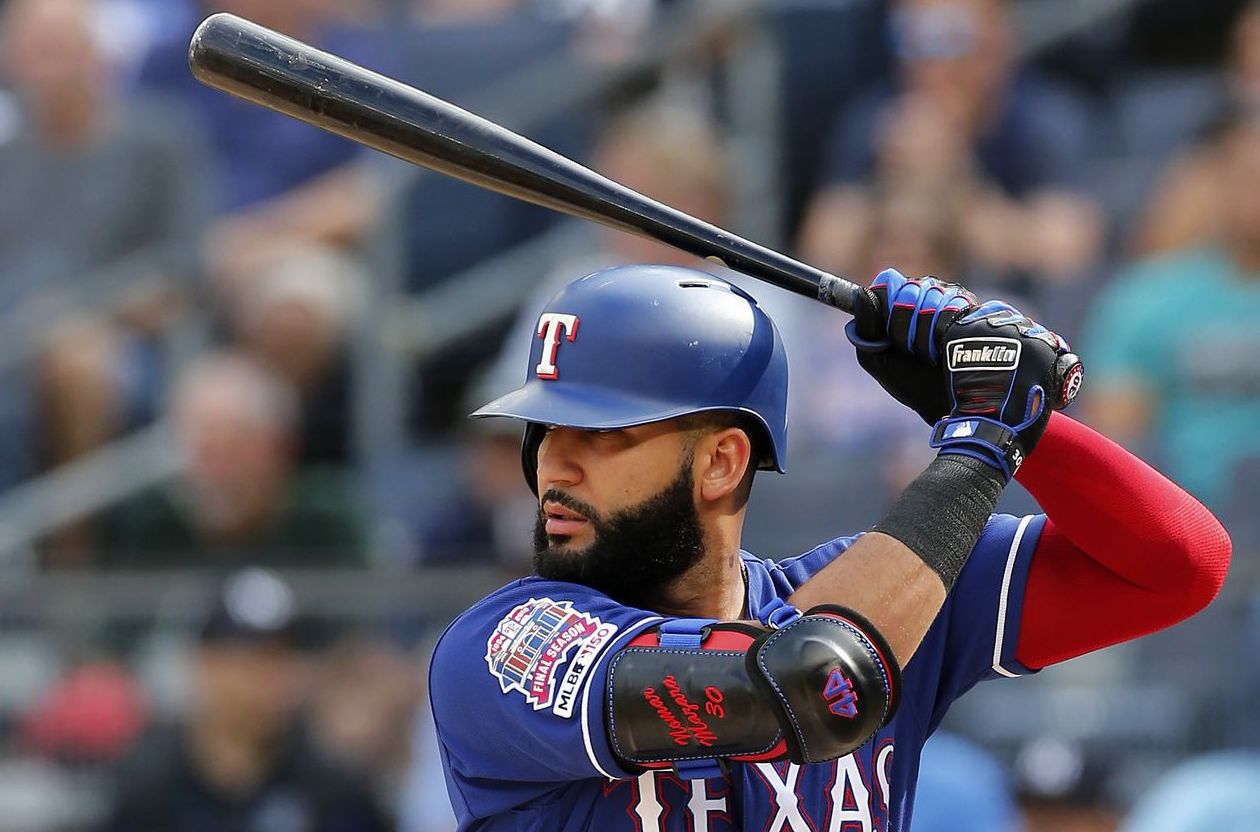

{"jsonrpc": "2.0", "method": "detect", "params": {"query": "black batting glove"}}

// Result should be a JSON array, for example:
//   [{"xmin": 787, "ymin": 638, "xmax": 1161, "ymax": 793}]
[
  {"xmin": 847, "ymin": 269, "xmax": 1083, "ymax": 481},
  {"xmin": 930, "ymin": 299, "xmax": 1082, "ymax": 479}
]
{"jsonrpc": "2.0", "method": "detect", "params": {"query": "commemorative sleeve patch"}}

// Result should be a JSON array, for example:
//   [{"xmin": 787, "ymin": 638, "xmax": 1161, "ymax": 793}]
[{"xmin": 485, "ymin": 597, "xmax": 619, "ymax": 718}]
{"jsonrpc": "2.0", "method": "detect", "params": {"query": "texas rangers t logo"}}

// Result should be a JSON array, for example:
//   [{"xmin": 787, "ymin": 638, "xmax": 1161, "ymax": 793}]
[{"xmin": 536, "ymin": 313, "xmax": 579, "ymax": 380}]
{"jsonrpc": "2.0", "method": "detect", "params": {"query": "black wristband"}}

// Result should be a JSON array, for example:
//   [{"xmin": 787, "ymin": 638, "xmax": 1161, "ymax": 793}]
[{"xmin": 872, "ymin": 455, "xmax": 1005, "ymax": 591}]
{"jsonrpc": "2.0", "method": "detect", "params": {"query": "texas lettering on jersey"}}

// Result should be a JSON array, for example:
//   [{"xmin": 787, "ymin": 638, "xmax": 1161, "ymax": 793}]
[{"xmin": 606, "ymin": 745, "xmax": 896, "ymax": 832}]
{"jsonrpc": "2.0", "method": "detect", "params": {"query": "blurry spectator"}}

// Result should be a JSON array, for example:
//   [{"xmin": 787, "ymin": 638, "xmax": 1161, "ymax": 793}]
[
  {"xmin": 19, "ymin": 661, "xmax": 148, "ymax": 767},
  {"xmin": 1118, "ymin": 751, "xmax": 1260, "ymax": 832},
  {"xmin": 415, "ymin": 419, "xmax": 535, "ymax": 568},
  {"xmin": 394, "ymin": 0, "xmax": 585, "ymax": 290},
  {"xmin": 1128, "ymin": 117, "xmax": 1229, "ymax": 261},
  {"xmin": 100, "ymin": 568, "xmax": 392, "ymax": 831},
  {"xmin": 1022, "ymin": 797, "xmax": 1120, "ymax": 832},
  {"xmin": 913, "ymin": 732, "xmax": 1024, "ymax": 832},
  {"xmin": 1013, "ymin": 737, "xmax": 1120, "ymax": 832},
  {"xmin": 0, "ymin": 0, "xmax": 206, "ymax": 495},
  {"xmin": 136, "ymin": 1, "xmax": 386, "ymax": 287},
  {"xmin": 1132, "ymin": 1, "xmax": 1260, "ymax": 256},
  {"xmin": 230, "ymin": 245, "xmax": 367, "ymax": 465},
  {"xmin": 799, "ymin": 0, "xmax": 1104, "ymax": 302},
  {"xmin": 310, "ymin": 638, "xmax": 423, "ymax": 795},
  {"xmin": 1081, "ymin": 114, "xmax": 1260, "ymax": 508},
  {"xmin": 771, "ymin": 0, "xmax": 893, "ymax": 235},
  {"xmin": 1229, "ymin": 0, "xmax": 1260, "ymax": 109},
  {"xmin": 101, "ymin": 352, "xmax": 366, "ymax": 569},
  {"xmin": 398, "ymin": 700, "xmax": 456, "ymax": 832},
  {"xmin": 583, "ymin": 99, "xmax": 730, "ymax": 268}
]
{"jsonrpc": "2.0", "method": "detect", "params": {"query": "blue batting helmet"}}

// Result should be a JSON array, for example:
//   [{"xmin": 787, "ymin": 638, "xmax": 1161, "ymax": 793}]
[{"xmin": 471, "ymin": 264, "xmax": 789, "ymax": 493}]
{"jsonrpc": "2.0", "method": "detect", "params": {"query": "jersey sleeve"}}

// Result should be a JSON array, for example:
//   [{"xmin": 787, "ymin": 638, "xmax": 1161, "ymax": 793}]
[
  {"xmin": 429, "ymin": 579, "xmax": 663, "ymax": 817},
  {"xmin": 921, "ymin": 513, "xmax": 1046, "ymax": 725}
]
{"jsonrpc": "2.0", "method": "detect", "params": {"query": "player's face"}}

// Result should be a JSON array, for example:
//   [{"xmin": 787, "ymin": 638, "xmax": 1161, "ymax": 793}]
[
  {"xmin": 532, "ymin": 422, "xmax": 705, "ymax": 605},
  {"xmin": 535, "ymin": 422, "xmax": 695, "ymax": 543}
]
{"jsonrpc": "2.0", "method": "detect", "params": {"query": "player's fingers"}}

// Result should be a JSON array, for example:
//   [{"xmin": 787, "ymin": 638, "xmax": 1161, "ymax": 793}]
[
  {"xmin": 887, "ymin": 281, "xmax": 920, "ymax": 354},
  {"xmin": 910, "ymin": 280, "xmax": 947, "ymax": 361},
  {"xmin": 870, "ymin": 269, "xmax": 907, "ymax": 326}
]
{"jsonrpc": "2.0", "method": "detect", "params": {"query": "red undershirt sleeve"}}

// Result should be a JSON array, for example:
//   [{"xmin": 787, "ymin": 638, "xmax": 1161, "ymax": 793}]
[{"xmin": 1012, "ymin": 412, "xmax": 1232, "ymax": 670}]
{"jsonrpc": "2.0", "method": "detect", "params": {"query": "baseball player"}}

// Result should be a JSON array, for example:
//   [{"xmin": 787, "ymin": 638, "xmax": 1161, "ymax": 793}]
[{"xmin": 429, "ymin": 265, "xmax": 1231, "ymax": 831}]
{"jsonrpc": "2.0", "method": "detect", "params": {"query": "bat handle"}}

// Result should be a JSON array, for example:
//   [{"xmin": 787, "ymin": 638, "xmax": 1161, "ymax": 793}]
[{"xmin": 816, "ymin": 273, "xmax": 862, "ymax": 315}]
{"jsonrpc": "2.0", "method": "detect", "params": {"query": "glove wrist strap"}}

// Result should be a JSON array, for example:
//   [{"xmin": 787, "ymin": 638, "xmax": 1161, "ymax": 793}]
[{"xmin": 930, "ymin": 416, "xmax": 1023, "ymax": 482}]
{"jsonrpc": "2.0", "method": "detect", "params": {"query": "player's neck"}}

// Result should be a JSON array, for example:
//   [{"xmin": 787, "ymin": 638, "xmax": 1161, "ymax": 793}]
[{"xmin": 648, "ymin": 546, "xmax": 747, "ymax": 621}]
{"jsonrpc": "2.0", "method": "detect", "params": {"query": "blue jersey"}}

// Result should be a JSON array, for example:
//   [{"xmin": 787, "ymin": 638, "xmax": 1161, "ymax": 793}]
[{"xmin": 430, "ymin": 513, "xmax": 1045, "ymax": 831}]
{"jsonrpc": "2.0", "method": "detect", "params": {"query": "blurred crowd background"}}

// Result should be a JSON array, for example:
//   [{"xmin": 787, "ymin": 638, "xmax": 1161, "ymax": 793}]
[{"xmin": 0, "ymin": 0, "xmax": 1256, "ymax": 829}]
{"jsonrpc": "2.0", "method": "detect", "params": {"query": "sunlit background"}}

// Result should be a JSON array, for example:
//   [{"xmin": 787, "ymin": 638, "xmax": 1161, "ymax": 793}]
[{"xmin": 0, "ymin": 0, "xmax": 1255, "ymax": 830}]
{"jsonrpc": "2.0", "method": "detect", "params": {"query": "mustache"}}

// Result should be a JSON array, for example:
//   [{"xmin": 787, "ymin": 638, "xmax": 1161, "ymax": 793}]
[{"xmin": 539, "ymin": 488, "xmax": 602, "ymax": 524}]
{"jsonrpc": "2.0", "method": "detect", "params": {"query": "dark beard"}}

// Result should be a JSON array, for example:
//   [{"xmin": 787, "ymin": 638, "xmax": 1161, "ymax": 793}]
[{"xmin": 533, "ymin": 458, "xmax": 704, "ymax": 608}]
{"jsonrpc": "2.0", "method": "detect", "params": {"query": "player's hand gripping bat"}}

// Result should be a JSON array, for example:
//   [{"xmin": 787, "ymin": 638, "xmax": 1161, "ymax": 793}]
[{"xmin": 186, "ymin": 12, "xmax": 861, "ymax": 313}]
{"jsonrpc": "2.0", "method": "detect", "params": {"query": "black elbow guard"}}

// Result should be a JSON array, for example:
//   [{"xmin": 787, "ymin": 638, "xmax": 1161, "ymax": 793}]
[
  {"xmin": 751, "ymin": 605, "xmax": 901, "ymax": 764},
  {"xmin": 606, "ymin": 606, "xmax": 899, "ymax": 773}
]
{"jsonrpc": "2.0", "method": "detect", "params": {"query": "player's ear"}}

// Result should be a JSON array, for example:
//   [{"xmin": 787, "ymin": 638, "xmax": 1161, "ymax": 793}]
[{"xmin": 697, "ymin": 426, "xmax": 753, "ymax": 505}]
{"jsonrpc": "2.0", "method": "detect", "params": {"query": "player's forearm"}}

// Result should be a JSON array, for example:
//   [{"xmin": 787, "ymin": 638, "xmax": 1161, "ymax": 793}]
[
  {"xmin": 790, "ymin": 455, "xmax": 1005, "ymax": 667},
  {"xmin": 788, "ymin": 532, "xmax": 944, "ymax": 667}
]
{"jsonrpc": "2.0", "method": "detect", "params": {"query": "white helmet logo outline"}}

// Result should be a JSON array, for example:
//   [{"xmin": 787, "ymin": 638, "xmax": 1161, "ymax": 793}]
[{"xmin": 535, "ymin": 313, "xmax": 580, "ymax": 380}]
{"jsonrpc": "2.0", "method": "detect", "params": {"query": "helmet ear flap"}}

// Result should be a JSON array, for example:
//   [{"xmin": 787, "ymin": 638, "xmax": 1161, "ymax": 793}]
[{"xmin": 521, "ymin": 423, "xmax": 546, "ymax": 496}]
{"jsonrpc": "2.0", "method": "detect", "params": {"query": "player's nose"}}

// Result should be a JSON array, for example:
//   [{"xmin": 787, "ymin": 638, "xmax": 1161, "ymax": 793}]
[{"xmin": 535, "ymin": 427, "xmax": 584, "ymax": 490}]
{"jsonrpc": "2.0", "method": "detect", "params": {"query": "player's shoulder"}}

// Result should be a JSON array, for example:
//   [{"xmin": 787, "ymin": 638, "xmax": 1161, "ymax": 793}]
[{"xmin": 429, "ymin": 576, "xmax": 663, "ymax": 739}]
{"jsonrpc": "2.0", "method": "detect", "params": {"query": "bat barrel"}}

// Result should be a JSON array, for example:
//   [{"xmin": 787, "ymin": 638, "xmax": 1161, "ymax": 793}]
[{"xmin": 188, "ymin": 13, "xmax": 858, "ymax": 312}]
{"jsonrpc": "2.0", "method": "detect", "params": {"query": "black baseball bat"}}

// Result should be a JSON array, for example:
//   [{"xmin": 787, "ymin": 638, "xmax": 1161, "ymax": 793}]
[{"xmin": 186, "ymin": 12, "xmax": 860, "ymax": 313}]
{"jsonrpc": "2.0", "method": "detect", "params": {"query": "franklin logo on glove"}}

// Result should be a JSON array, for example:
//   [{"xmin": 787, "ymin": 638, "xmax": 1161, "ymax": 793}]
[{"xmin": 947, "ymin": 339, "xmax": 1021, "ymax": 371}]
